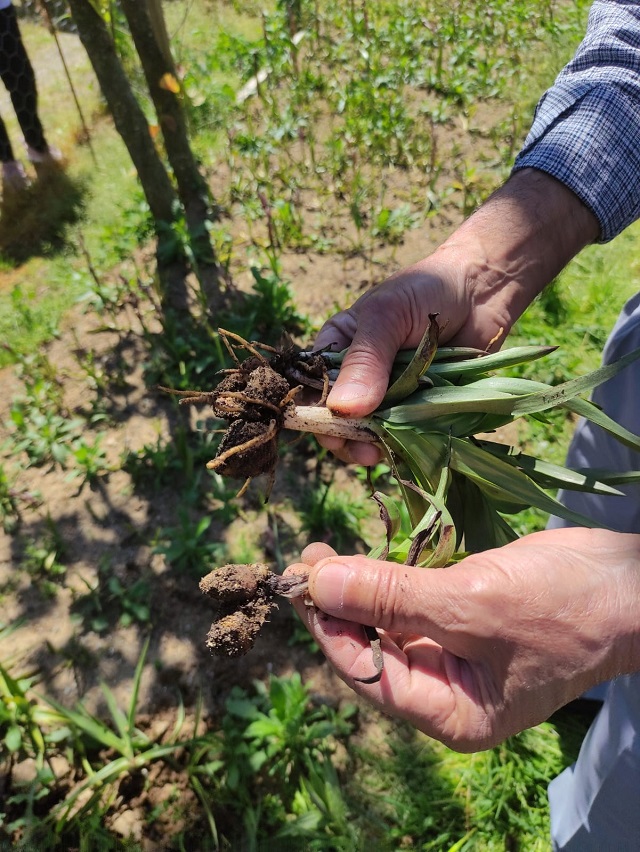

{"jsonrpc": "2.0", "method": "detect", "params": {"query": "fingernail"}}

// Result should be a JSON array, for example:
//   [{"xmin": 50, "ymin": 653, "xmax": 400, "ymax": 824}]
[
  {"xmin": 312, "ymin": 561, "xmax": 352, "ymax": 613},
  {"xmin": 328, "ymin": 380, "xmax": 370, "ymax": 406}
]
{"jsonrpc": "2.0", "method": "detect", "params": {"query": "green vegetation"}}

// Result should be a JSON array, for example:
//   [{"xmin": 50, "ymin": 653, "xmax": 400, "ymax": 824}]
[{"xmin": 0, "ymin": 0, "xmax": 633, "ymax": 849}]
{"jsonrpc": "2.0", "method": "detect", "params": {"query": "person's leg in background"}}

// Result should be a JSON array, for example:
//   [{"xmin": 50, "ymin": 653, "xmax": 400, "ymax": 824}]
[
  {"xmin": 0, "ymin": 1, "xmax": 61, "ymax": 191},
  {"xmin": 0, "ymin": 108, "xmax": 27, "ymax": 190},
  {"xmin": 0, "ymin": 3, "xmax": 31, "ymax": 190},
  {"xmin": 548, "ymin": 291, "xmax": 640, "ymax": 850},
  {"xmin": 0, "ymin": 3, "xmax": 46, "ymax": 146}
]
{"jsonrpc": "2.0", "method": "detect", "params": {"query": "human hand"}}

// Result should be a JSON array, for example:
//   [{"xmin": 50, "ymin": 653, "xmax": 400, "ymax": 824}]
[
  {"xmin": 313, "ymin": 253, "xmax": 495, "ymax": 465},
  {"xmin": 313, "ymin": 169, "xmax": 599, "ymax": 465},
  {"xmin": 315, "ymin": 253, "xmax": 487, "ymax": 415},
  {"xmin": 286, "ymin": 529, "xmax": 640, "ymax": 751}
]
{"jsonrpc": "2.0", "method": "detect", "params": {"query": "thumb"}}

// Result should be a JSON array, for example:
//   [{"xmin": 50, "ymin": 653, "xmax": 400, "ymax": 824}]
[
  {"xmin": 324, "ymin": 313, "xmax": 406, "ymax": 418},
  {"xmin": 308, "ymin": 556, "xmax": 478, "ymax": 652}
]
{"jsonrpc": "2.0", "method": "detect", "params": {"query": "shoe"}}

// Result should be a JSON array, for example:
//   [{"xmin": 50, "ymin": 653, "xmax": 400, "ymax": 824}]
[
  {"xmin": 2, "ymin": 160, "xmax": 30, "ymax": 192},
  {"xmin": 26, "ymin": 144, "xmax": 65, "ymax": 167}
]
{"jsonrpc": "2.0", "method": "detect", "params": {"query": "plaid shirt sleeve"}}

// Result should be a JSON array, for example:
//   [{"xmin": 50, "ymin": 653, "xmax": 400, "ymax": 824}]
[{"xmin": 513, "ymin": 0, "xmax": 640, "ymax": 243}]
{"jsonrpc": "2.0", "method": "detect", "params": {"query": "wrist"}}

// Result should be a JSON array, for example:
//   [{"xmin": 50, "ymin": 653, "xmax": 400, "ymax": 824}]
[
  {"xmin": 435, "ymin": 169, "xmax": 600, "ymax": 345},
  {"xmin": 605, "ymin": 534, "xmax": 640, "ymax": 680}
]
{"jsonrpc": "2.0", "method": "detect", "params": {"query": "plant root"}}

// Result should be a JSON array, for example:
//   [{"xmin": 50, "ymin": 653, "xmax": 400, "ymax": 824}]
[{"xmin": 160, "ymin": 329, "xmax": 360, "ymax": 497}]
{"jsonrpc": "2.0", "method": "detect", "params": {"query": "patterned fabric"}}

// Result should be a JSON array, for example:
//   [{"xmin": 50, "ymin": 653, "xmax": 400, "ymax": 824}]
[
  {"xmin": 0, "ymin": 2, "xmax": 47, "ymax": 162},
  {"xmin": 513, "ymin": 1, "xmax": 640, "ymax": 243}
]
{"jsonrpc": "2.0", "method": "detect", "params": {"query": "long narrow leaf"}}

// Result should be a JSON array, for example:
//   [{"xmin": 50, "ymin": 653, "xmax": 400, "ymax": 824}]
[
  {"xmin": 427, "ymin": 345, "xmax": 556, "ymax": 380},
  {"xmin": 511, "ymin": 346, "xmax": 640, "ymax": 416},
  {"xmin": 128, "ymin": 635, "xmax": 151, "ymax": 734},
  {"xmin": 44, "ymin": 698, "xmax": 125, "ymax": 753},
  {"xmin": 381, "ymin": 314, "xmax": 440, "ymax": 406},
  {"xmin": 447, "ymin": 473, "xmax": 519, "ymax": 551},
  {"xmin": 472, "ymin": 375, "xmax": 640, "ymax": 452},
  {"xmin": 478, "ymin": 441, "xmax": 625, "ymax": 495},
  {"xmin": 573, "ymin": 468, "xmax": 640, "ymax": 486},
  {"xmin": 377, "ymin": 346, "xmax": 640, "ymax": 429},
  {"xmin": 377, "ymin": 386, "xmax": 519, "ymax": 423},
  {"xmin": 450, "ymin": 438, "xmax": 613, "ymax": 528},
  {"xmin": 101, "ymin": 684, "xmax": 132, "ymax": 754}
]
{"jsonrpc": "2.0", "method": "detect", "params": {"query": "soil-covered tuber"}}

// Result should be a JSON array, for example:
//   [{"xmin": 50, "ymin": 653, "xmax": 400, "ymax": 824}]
[{"xmin": 199, "ymin": 563, "xmax": 309, "ymax": 657}]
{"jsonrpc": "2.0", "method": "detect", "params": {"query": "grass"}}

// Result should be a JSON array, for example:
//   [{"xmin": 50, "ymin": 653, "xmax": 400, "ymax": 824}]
[
  {"xmin": 0, "ymin": 0, "xmax": 627, "ymax": 849},
  {"xmin": 340, "ymin": 713, "xmax": 591, "ymax": 852}
]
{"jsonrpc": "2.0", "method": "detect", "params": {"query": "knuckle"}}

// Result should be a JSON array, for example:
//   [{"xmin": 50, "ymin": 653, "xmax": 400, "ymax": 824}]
[
  {"xmin": 341, "ymin": 344, "xmax": 387, "ymax": 377},
  {"xmin": 369, "ymin": 565, "xmax": 411, "ymax": 629},
  {"xmin": 316, "ymin": 310, "xmax": 358, "ymax": 351}
]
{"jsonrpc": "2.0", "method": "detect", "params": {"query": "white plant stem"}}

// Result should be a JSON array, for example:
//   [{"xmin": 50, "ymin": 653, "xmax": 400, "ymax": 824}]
[{"xmin": 283, "ymin": 405, "xmax": 380, "ymax": 444}]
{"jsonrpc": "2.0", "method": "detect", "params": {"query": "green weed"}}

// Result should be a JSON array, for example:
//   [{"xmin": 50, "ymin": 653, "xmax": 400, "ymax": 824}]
[
  {"xmin": 299, "ymin": 473, "xmax": 370, "ymax": 552},
  {"xmin": 20, "ymin": 518, "xmax": 67, "ymax": 597},
  {"xmin": 154, "ymin": 510, "xmax": 225, "ymax": 575},
  {"xmin": 221, "ymin": 673, "xmax": 357, "ymax": 846},
  {"xmin": 71, "ymin": 558, "xmax": 151, "ymax": 633},
  {"xmin": 43, "ymin": 639, "xmax": 220, "ymax": 847},
  {"xmin": 0, "ymin": 465, "xmax": 20, "ymax": 534}
]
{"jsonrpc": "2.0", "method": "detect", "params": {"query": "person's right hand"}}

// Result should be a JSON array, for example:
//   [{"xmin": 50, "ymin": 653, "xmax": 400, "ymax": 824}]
[{"xmin": 286, "ymin": 528, "xmax": 640, "ymax": 751}]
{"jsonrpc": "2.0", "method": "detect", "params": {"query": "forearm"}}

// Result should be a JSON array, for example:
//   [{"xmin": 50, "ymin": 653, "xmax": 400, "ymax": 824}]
[
  {"xmin": 313, "ymin": 168, "xmax": 600, "ymax": 426},
  {"xmin": 432, "ymin": 168, "xmax": 600, "ymax": 345},
  {"xmin": 514, "ymin": 1, "xmax": 640, "ymax": 243}
]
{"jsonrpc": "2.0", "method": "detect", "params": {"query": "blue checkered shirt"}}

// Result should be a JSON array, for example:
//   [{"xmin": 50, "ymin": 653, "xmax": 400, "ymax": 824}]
[{"xmin": 513, "ymin": 0, "xmax": 640, "ymax": 243}]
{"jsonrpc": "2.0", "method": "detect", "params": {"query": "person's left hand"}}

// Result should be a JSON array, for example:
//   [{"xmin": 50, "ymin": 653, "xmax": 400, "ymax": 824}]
[{"xmin": 285, "ymin": 528, "xmax": 640, "ymax": 751}]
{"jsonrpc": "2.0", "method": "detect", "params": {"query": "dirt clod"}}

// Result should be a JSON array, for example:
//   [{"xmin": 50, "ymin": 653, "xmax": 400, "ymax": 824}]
[
  {"xmin": 210, "ymin": 419, "xmax": 278, "ymax": 479},
  {"xmin": 199, "ymin": 562, "xmax": 270, "ymax": 604},
  {"xmin": 199, "ymin": 563, "xmax": 309, "ymax": 657},
  {"xmin": 205, "ymin": 599, "xmax": 274, "ymax": 657}
]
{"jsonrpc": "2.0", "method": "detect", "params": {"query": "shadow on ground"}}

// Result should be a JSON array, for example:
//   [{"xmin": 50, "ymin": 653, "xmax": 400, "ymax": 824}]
[{"xmin": 0, "ymin": 165, "xmax": 86, "ymax": 263}]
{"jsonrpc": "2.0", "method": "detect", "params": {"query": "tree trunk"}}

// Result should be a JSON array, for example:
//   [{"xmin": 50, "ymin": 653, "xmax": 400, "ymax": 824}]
[
  {"xmin": 66, "ymin": 0, "xmax": 177, "ymax": 226},
  {"xmin": 145, "ymin": 0, "xmax": 173, "ymax": 67},
  {"xmin": 67, "ymin": 0, "xmax": 191, "ymax": 311},
  {"xmin": 120, "ymin": 0, "xmax": 212, "ymax": 226}
]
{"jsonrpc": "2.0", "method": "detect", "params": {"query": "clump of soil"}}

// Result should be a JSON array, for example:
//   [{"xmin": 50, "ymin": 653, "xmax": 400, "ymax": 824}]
[{"xmin": 199, "ymin": 563, "xmax": 309, "ymax": 657}]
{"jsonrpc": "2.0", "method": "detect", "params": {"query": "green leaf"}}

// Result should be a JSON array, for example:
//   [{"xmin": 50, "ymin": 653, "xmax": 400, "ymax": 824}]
[
  {"xmin": 511, "ymin": 346, "xmax": 640, "ymax": 416},
  {"xmin": 377, "ymin": 346, "xmax": 640, "ymax": 436},
  {"xmin": 474, "ymin": 374, "xmax": 640, "ymax": 453},
  {"xmin": 43, "ymin": 699, "xmax": 123, "ymax": 752},
  {"xmin": 127, "ymin": 636, "xmax": 150, "ymax": 734},
  {"xmin": 478, "ymin": 441, "xmax": 624, "ymax": 495},
  {"xmin": 446, "ymin": 474, "xmax": 519, "ymax": 551},
  {"xmin": 382, "ymin": 314, "xmax": 440, "ymax": 406},
  {"xmin": 565, "ymin": 397, "xmax": 640, "ymax": 453},
  {"xmin": 101, "ymin": 683, "xmax": 131, "ymax": 752},
  {"xmin": 449, "ymin": 438, "xmax": 612, "ymax": 529},
  {"xmin": 427, "ymin": 345, "xmax": 557, "ymax": 381},
  {"xmin": 377, "ymin": 385, "xmax": 519, "ymax": 423},
  {"xmin": 5, "ymin": 724, "xmax": 22, "ymax": 753},
  {"xmin": 225, "ymin": 697, "xmax": 259, "ymax": 720},
  {"xmin": 245, "ymin": 718, "xmax": 282, "ymax": 740},
  {"xmin": 574, "ymin": 469, "xmax": 640, "ymax": 486}
]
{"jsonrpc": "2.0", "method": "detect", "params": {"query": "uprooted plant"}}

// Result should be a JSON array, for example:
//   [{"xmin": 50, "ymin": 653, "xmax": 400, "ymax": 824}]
[{"xmin": 163, "ymin": 322, "xmax": 640, "ymax": 679}]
